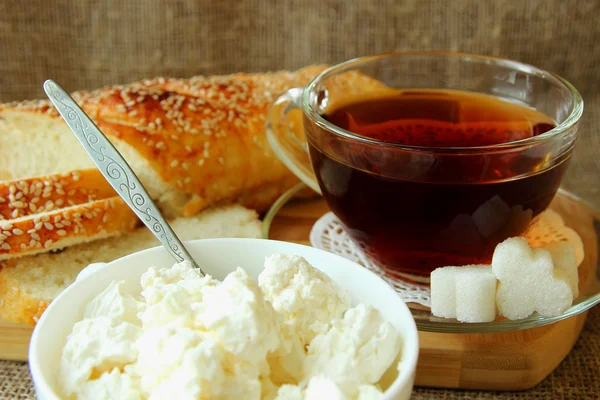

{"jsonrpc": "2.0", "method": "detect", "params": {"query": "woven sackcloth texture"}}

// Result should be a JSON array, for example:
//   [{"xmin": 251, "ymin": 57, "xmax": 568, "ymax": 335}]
[
  {"xmin": 1, "ymin": 0, "xmax": 600, "ymax": 101},
  {"xmin": 1, "ymin": 0, "xmax": 599, "ymax": 399}
]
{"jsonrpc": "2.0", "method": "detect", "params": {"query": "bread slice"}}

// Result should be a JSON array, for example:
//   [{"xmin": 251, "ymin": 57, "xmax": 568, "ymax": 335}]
[
  {"xmin": 0, "ymin": 204, "xmax": 262, "ymax": 325},
  {"xmin": 0, "ymin": 170, "xmax": 140, "ymax": 261},
  {"xmin": 0, "ymin": 169, "xmax": 115, "ymax": 220},
  {"xmin": 0, "ymin": 196, "xmax": 140, "ymax": 261}
]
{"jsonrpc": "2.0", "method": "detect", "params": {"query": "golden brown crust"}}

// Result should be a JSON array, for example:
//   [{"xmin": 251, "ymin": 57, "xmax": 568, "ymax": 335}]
[
  {"xmin": 1, "ymin": 66, "xmax": 328, "ymax": 215},
  {"xmin": 0, "ymin": 169, "xmax": 115, "ymax": 220},
  {"xmin": 0, "ymin": 196, "xmax": 140, "ymax": 261}
]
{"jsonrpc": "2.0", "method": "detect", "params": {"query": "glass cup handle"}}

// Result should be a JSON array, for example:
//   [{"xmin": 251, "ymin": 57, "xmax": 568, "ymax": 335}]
[{"xmin": 266, "ymin": 88, "xmax": 322, "ymax": 195}]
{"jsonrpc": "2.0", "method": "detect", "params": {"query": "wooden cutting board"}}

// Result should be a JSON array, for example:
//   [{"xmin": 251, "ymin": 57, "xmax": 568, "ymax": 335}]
[
  {"xmin": 267, "ymin": 190, "xmax": 598, "ymax": 391},
  {"xmin": 0, "ymin": 319, "xmax": 32, "ymax": 361}
]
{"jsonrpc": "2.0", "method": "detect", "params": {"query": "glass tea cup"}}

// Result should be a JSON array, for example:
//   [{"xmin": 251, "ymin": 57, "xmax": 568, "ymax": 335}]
[{"xmin": 266, "ymin": 52, "xmax": 583, "ymax": 281}]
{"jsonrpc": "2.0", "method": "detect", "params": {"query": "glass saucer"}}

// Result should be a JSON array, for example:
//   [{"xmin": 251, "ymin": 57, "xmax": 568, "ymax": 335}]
[{"xmin": 263, "ymin": 183, "xmax": 600, "ymax": 333}]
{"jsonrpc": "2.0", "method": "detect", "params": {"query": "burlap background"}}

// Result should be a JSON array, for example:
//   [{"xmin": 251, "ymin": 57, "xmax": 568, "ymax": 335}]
[{"xmin": 1, "ymin": 0, "xmax": 599, "ymax": 398}]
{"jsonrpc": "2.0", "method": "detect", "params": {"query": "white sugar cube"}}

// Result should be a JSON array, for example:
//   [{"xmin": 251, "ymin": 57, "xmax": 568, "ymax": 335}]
[
  {"xmin": 430, "ymin": 267, "xmax": 460, "ymax": 319},
  {"xmin": 455, "ymin": 267, "xmax": 497, "ymax": 323},
  {"xmin": 492, "ymin": 237, "xmax": 573, "ymax": 320},
  {"xmin": 431, "ymin": 265, "xmax": 497, "ymax": 323}
]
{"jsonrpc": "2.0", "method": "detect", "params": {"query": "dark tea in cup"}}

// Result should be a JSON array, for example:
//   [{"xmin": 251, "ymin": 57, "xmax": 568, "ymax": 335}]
[
  {"xmin": 267, "ymin": 53, "xmax": 582, "ymax": 281},
  {"xmin": 311, "ymin": 89, "xmax": 567, "ymax": 277}
]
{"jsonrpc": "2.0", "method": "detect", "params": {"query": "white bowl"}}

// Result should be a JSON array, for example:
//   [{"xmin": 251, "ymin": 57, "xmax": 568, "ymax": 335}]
[{"xmin": 29, "ymin": 238, "xmax": 419, "ymax": 399}]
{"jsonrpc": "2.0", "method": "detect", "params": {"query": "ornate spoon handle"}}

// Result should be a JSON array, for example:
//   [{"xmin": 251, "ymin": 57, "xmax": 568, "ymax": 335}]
[{"xmin": 43, "ymin": 80, "xmax": 204, "ymax": 274}]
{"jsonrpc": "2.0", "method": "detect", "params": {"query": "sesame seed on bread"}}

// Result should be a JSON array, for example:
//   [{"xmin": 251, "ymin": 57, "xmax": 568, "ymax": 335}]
[
  {"xmin": 0, "ymin": 196, "xmax": 139, "ymax": 261},
  {"xmin": 0, "ymin": 66, "xmax": 328, "ymax": 218},
  {"xmin": 0, "ymin": 169, "xmax": 115, "ymax": 220},
  {"xmin": 0, "ymin": 169, "xmax": 140, "ymax": 261}
]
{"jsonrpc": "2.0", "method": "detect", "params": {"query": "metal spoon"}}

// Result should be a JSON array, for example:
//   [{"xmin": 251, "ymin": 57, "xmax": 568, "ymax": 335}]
[{"xmin": 43, "ymin": 79, "xmax": 205, "ymax": 275}]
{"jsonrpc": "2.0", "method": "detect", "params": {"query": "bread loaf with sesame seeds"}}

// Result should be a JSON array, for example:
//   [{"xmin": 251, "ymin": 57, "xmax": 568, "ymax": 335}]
[
  {"xmin": 0, "ymin": 204, "xmax": 262, "ymax": 325},
  {"xmin": 0, "ymin": 66, "xmax": 328, "ymax": 219}
]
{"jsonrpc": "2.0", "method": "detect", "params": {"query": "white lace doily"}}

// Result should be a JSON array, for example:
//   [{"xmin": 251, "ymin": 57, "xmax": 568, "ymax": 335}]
[{"xmin": 309, "ymin": 212, "xmax": 431, "ymax": 307}]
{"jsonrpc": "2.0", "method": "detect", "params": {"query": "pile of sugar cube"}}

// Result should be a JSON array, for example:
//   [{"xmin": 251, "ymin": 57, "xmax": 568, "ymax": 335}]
[{"xmin": 431, "ymin": 210, "xmax": 585, "ymax": 322}]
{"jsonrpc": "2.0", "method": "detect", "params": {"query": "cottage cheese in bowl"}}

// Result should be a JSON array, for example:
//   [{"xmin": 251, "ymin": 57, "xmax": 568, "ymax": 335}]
[
  {"xmin": 59, "ymin": 254, "xmax": 402, "ymax": 400},
  {"xmin": 29, "ymin": 239, "xmax": 418, "ymax": 400}
]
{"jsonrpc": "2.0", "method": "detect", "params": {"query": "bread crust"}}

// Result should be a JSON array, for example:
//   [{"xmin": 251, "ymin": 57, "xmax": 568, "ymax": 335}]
[
  {"xmin": 0, "ymin": 169, "xmax": 115, "ymax": 220},
  {"xmin": 0, "ymin": 196, "xmax": 139, "ymax": 261},
  {"xmin": 1, "ymin": 66, "xmax": 327, "ymax": 216}
]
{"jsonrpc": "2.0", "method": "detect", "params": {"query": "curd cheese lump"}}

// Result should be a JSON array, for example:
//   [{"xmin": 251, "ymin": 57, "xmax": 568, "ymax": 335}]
[
  {"xmin": 258, "ymin": 254, "xmax": 351, "ymax": 386},
  {"xmin": 134, "ymin": 262, "xmax": 279, "ymax": 399},
  {"xmin": 132, "ymin": 327, "xmax": 261, "ymax": 400},
  {"xmin": 258, "ymin": 254, "xmax": 350, "ymax": 345},
  {"xmin": 59, "ymin": 281, "xmax": 142, "ymax": 398},
  {"xmin": 302, "ymin": 303, "xmax": 401, "ymax": 397},
  {"xmin": 192, "ymin": 267, "xmax": 281, "ymax": 364},
  {"xmin": 137, "ymin": 260, "xmax": 217, "ymax": 328},
  {"xmin": 275, "ymin": 377, "xmax": 383, "ymax": 400},
  {"xmin": 74, "ymin": 368, "xmax": 141, "ymax": 400},
  {"xmin": 266, "ymin": 323, "xmax": 306, "ymax": 385}
]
